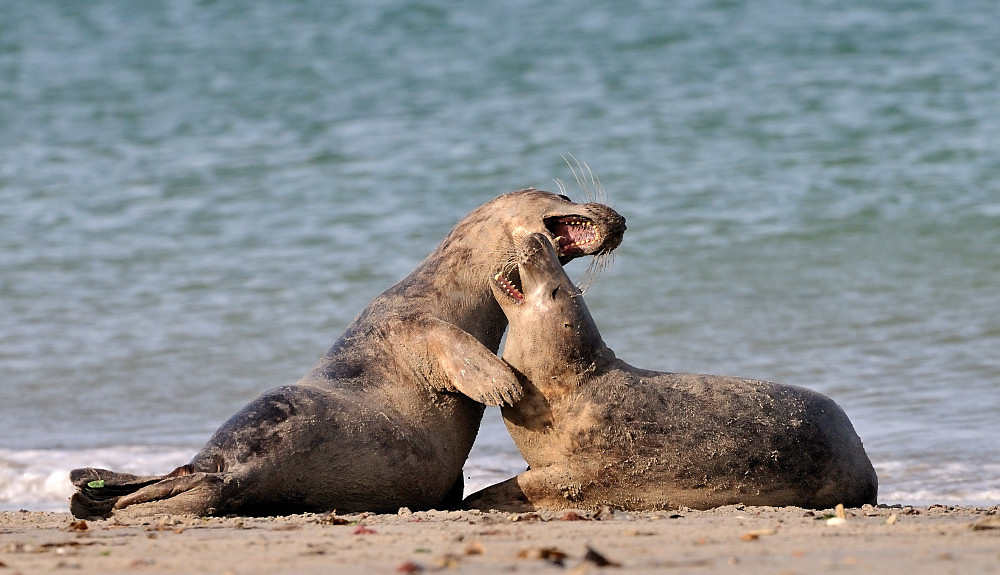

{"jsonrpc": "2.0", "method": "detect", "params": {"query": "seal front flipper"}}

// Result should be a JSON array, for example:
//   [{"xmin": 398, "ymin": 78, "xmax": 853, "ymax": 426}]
[{"xmin": 421, "ymin": 318, "xmax": 522, "ymax": 406}]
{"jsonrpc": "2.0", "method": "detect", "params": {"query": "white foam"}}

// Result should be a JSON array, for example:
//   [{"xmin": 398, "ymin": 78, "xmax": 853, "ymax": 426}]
[{"xmin": 875, "ymin": 460, "xmax": 1000, "ymax": 507}]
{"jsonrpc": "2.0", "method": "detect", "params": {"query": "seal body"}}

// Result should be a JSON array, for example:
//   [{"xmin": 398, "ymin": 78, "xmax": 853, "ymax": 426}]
[
  {"xmin": 71, "ymin": 190, "xmax": 626, "ymax": 519},
  {"xmin": 464, "ymin": 233, "xmax": 877, "ymax": 512}
]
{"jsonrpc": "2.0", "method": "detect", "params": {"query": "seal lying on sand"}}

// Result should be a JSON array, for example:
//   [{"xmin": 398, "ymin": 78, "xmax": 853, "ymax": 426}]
[
  {"xmin": 464, "ymin": 233, "xmax": 877, "ymax": 512},
  {"xmin": 71, "ymin": 190, "xmax": 626, "ymax": 519}
]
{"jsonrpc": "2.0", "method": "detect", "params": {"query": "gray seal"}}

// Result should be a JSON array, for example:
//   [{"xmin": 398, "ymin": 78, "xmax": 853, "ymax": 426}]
[
  {"xmin": 70, "ymin": 190, "xmax": 626, "ymax": 519},
  {"xmin": 464, "ymin": 233, "xmax": 877, "ymax": 511}
]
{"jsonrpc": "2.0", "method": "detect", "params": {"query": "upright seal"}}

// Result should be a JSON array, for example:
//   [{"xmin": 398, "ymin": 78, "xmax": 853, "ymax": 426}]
[
  {"xmin": 71, "ymin": 190, "xmax": 626, "ymax": 519},
  {"xmin": 464, "ymin": 233, "xmax": 877, "ymax": 511}
]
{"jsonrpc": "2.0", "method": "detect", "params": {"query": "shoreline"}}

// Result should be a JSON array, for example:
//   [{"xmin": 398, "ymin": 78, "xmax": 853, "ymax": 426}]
[{"xmin": 3, "ymin": 505, "xmax": 998, "ymax": 574}]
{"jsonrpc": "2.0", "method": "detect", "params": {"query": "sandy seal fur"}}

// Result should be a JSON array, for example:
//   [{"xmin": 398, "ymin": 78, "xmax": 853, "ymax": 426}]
[
  {"xmin": 464, "ymin": 233, "xmax": 877, "ymax": 511},
  {"xmin": 70, "ymin": 190, "xmax": 626, "ymax": 519}
]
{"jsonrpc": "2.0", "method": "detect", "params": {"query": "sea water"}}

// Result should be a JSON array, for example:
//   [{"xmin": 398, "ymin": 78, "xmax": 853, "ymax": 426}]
[{"xmin": 2, "ymin": 0, "xmax": 998, "ymax": 510}]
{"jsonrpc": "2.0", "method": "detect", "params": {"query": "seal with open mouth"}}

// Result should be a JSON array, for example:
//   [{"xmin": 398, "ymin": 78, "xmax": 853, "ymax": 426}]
[
  {"xmin": 69, "ymin": 189, "xmax": 626, "ymax": 519},
  {"xmin": 464, "ymin": 232, "xmax": 877, "ymax": 511}
]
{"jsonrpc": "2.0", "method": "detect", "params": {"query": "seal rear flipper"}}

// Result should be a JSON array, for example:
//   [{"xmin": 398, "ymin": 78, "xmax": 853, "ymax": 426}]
[
  {"xmin": 113, "ymin": 472, "xmax": 233, "ymax": 517},
  {"xmin": 70, "ymin": 467, "xmax": 166, "ymax": 491},
  {"xmin": 70, "ymin": 491, "xmax": 110, "ymax": 519},
  {"xmin": 422, "ymin": 318, "xmax": 523, "ymax": 406},
  {"xmin": 69, "ymin": 467, "xmax": 172, "ymax": 519}
]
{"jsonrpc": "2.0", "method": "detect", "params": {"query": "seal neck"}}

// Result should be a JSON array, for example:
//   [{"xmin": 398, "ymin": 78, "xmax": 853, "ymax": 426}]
[
  {"xmin": 503, "ymin": 304, "xmax": 617, "ymax": 393},
  {"xmin": 395, "ymin": 234, "xmax": 508, "ymax": 352}
]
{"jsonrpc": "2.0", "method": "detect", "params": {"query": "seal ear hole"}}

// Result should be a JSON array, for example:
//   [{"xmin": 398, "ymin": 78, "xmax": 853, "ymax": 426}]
[{"xmin": 563, "ymin": 322, "xmax": 572, "ymax": 328}]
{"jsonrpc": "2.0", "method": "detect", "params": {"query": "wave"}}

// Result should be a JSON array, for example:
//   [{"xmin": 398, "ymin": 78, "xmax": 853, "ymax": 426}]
[
  {"xmin": 0, "ymin": 446, "xmax": 193, "ymax": 512},
  {"xmin": 875, "ymin": 460, "xmax": 1000, "ymax": 507}
]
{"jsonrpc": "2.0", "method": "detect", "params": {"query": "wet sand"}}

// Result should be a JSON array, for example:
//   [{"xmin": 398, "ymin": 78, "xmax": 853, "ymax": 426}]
[{"xmin": 2, "ymin": 505, "xmax": 998, "ymax": 574}]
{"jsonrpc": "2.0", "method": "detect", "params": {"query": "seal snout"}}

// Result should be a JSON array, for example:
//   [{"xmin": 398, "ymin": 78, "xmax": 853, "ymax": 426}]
[
  {"xmin": 493, "ymin": 234, "xmax": 554, "ymax": 304},
  {"xmin": 542, "ymin": 205, "xmax": 626, "ymax": 260},
  {"xmin": 591, "ymin": 207, "xmax": 626, "ymax": 256}
]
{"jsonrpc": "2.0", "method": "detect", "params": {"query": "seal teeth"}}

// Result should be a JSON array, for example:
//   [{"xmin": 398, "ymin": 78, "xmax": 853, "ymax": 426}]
[
  {"xmin": 494, "ymin": 271, "xmax": 524, "ymax": 302},
  {"xmin": 547, "ymin": 216, "xmax": 602, "ymax": 255},
  {"xmin": 562, "ymin": 221, "xmax": 601, "ymax": 249}
]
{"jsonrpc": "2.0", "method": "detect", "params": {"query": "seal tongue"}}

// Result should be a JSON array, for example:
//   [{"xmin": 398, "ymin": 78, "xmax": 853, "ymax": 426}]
[
  {"xmin": 494, "ymin": 270, "xmax": 524, "ymax": 302},
  {"xmin": 546, "ymin": 216, "xmax": 601, "ymax": 257}
]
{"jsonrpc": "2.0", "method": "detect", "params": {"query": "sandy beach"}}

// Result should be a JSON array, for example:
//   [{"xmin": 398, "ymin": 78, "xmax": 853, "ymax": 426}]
[{"xmin": 2, "ymin": 504, "xmax": 998, "ymax": 574}]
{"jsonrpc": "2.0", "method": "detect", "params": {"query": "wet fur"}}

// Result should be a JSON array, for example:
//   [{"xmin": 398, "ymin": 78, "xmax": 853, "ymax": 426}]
[
  {"xmin": 464, "ymin": 234, "xmax": 878, "ymax": 512},
  {"xmin": 71, "ymin": 190, "xmax": 626, "ymax": 519}
]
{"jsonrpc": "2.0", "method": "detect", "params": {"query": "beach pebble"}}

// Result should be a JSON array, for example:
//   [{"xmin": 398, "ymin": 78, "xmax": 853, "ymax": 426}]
[
  {"xmin": 464, "ymin": 540, "xmax": 485, "ymax": 555},
  {"xmin": 517, "ymin": 546, "xmax": 568, "ymax": 566},
  {"xmin": 741, "ymin": 528, "xmax": 777, "ymax": 540},
  {"xmin": 583, "ymin": 546, "xmax": 621, "ymax": 567},
  {"xmin": 826, "ymin": 517, "xmax": 847, "ymax": 526},
  {"xmin": 970, "ymin": 515, "xmax": 1000, "ymax": 531}
]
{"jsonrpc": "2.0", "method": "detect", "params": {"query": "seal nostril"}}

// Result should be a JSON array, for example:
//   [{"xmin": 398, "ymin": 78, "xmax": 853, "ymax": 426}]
[{"xmin": 551, "ymin": 287, "xmax": 560, "ymax": 299}]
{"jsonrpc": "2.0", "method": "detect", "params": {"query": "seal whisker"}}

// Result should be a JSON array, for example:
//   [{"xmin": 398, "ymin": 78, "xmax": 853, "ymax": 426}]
[
  {"xmin": 554, "ymin": 177, "xmax": 572, "ymax": 200},
  {"xmin": 468, "ymin": 244, "xmax": 520, "ymax": 273},
  {"xmin": 560, "ymin": 153, "xmax": 606, "ymax": 204},
  {"xmin": 586, "ymin": 251, "xmax": 615, "ymax": 278},
  {"xmin": 577, "ymin": 251, "xmax": 615, "ymax": 294}
]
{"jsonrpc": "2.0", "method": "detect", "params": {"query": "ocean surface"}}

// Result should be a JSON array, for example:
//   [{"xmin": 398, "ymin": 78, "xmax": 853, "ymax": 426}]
[{"xmin": 2, "ymin": 0, "xmax": 998, "ymax": 511}]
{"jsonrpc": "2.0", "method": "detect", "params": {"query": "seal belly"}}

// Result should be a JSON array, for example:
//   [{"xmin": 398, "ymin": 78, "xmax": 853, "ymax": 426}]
[{"xmin": 188, "ymin": 384, "xmax": 479, "ymax": 514}]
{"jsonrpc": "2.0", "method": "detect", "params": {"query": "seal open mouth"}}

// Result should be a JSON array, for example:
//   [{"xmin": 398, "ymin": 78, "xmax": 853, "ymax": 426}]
[
  {"xmin": 494, "ymin": 270, "xmax": 525, "ymax": 302},
  {"xmin": 544, "ymin": 215, "xmax": 603, "ymax": 258},
  {"xmin": 493, "ymin": 214, "xmax": 612, "ymax": 303},
  {"xmin": 494, "ymin": 215, "xmax": 603, "ymax": 303}
]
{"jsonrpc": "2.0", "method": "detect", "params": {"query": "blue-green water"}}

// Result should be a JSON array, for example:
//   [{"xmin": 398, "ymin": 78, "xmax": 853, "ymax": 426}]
[{"xmin": 2, "ymin": 0, "xmax": 998, "ymax": 510}]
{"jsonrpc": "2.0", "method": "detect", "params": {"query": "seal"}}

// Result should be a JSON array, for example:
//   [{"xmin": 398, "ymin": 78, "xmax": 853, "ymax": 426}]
[
  {"xmin": 70, "ymin": 190, "xmax": 627, "ymax": 519},
  {"xmin": 463, "ymin": 233, "xmax": 877, "ymax": 511}
]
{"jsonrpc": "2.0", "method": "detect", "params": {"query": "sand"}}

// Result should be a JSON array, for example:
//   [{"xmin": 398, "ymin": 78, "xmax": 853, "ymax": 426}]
[{"xmin": 2, "ymin": 504, "xmax": 998, "ymax": 574}]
